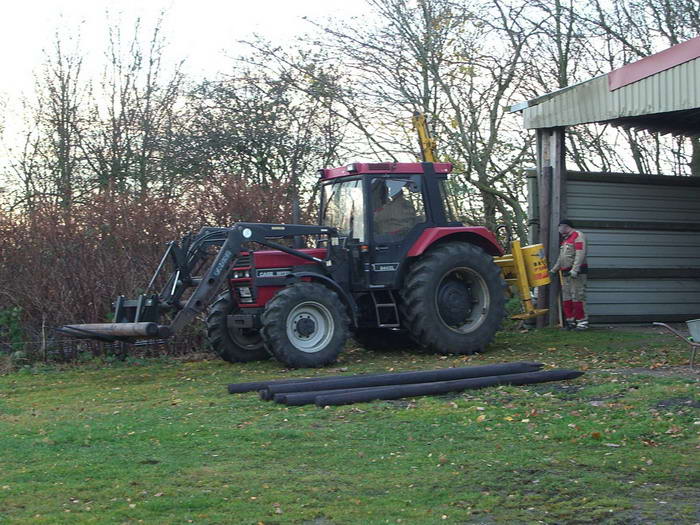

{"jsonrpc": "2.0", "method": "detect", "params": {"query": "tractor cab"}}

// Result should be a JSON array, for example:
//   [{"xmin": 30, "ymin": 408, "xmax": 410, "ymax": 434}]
[
  {"xmin": 318, "ymin": 162, "xmax": 470, "ymax": 289},
  {"xmin": 319, "ymin": 161, "xmax": 457, "ymax": 240}
]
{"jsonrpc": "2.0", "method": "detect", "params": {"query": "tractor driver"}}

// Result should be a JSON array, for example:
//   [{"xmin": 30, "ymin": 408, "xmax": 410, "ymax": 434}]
[{"xmin": 371, "ymin": 179, "xmax": 423, "ymax": 242}]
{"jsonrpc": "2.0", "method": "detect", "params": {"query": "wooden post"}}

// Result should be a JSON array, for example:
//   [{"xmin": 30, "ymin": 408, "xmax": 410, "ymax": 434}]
[
  {"xmin": 535, "ymin": 129, "xmax": 550, "ymax": 328},
  {"xmin": 547, "ymin": 127, "xmax": 566, "ymax": 326},
  {"xmin": 535, "ymin": 127, "xmax": 567, "ymax": 327}
]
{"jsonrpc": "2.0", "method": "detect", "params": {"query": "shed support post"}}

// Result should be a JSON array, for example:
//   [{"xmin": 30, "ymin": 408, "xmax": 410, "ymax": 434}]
[{"xmin": 536, "ymin": 127, "xmax": 567, "ymax": 327}]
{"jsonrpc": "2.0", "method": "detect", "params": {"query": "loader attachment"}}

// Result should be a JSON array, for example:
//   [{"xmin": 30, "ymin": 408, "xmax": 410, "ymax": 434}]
[
  {"xmin": 59, "ymin": 322, "xmax": 171, "ymax": 340},
  {"xmin": 59, "ymin": 223, "xmax": 338, "ymax": 342},
  {"xmin": 494, "ymin": 240, "xmax": 550, "ymax": 320}
]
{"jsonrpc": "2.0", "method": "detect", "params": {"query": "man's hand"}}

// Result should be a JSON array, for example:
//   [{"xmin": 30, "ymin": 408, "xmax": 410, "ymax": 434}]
[
  {"xmin": 569, "ymin": 269, "xmax": 579, "ymax": 279},
  {"xmin": 549, "ymin": 267, "xmax": 558, "ymax": 274}
]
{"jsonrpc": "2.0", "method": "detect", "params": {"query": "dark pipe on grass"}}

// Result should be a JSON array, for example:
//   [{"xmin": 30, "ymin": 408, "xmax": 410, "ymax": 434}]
[
  {"xmin": 312, "ymin": 369, "xmax": 584, "ymax": 407},
  {"xmin": 273, "ymin": 386, "xmax": 384, "ymax": 406},
  {"xmin": 259, "ymin": 362, "xmax": 544, "ymax": 401}
]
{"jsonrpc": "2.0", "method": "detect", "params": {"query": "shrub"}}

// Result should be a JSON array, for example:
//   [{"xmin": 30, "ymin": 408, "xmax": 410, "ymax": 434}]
[{"xmin": 0, "ymin": 175, "xmax": 301, "ymax": 358}]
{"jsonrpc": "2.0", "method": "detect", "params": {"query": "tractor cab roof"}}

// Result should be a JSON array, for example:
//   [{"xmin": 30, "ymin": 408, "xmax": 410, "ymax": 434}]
[{"xmin": 319, "ymin": 162, "xmax": 453, "ymax": 180}]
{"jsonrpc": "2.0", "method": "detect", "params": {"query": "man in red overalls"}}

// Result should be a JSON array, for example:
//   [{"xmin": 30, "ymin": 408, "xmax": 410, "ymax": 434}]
[{"xmin": 550, "ymin": 219, "xmax": 588, "ymax": 330}]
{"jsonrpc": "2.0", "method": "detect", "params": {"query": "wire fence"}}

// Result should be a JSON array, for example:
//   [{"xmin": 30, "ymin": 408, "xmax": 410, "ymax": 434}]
[{"xmin": 0, "ymin": 334, "xmax": 211, "ymax": 363}]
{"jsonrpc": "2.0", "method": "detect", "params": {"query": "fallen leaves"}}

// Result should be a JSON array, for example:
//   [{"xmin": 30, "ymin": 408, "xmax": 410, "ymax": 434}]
[{"xmin": 665, "ymin": 425, "xmax": 683, "ymax": 435}]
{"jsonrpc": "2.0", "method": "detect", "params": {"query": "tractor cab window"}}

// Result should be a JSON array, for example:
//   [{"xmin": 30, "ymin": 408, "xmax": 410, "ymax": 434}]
[
  {"xmin": 371, "ymin": 176, "xmax": 426, "ymax": 243},
  {"xmin": 321, "ymin": 179, "xmax": 365, "ymax": 242}
]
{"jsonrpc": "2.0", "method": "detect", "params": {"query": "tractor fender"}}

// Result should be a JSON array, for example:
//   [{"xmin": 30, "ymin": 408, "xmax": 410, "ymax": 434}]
[
  {"xmin": 406, "ymin": 227, "xmax": 504, "ymax": 257},
  {"xmin": 284, "ymin": 272, "xmax": 359, "ymax": 327}
]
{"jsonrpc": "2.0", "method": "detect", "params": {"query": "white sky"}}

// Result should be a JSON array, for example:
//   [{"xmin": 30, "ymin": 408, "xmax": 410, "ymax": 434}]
[{"xmin": 0, "ymin": 0, "xmax": 367, "ymax": 103}]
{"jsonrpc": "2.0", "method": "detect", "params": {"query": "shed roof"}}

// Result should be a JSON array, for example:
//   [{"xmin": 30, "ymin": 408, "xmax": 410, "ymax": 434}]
[{"xmin": 511, "ymin": 37, "xmax": 700, "ymax": 135}]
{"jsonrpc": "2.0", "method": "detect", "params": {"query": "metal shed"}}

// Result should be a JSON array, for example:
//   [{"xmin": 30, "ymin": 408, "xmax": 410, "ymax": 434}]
[{"xmin": 512, "ymin": 37, "xmax": 700, "ymax": 325}]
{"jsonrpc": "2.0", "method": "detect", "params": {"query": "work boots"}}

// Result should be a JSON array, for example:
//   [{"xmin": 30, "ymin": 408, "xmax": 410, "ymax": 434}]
[
  {"xmin": 563, "ymin": 319, "xmax": 589, "ymax": 331},
  {"xmin": 575, "ymin": 320, "xmax": 589, "ymax": 331}
]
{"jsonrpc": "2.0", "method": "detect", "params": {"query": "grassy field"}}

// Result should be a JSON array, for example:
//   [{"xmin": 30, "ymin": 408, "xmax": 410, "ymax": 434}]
[{"xmin": 1, "ymin": 327, "xmax": 698, "ymax": 524}]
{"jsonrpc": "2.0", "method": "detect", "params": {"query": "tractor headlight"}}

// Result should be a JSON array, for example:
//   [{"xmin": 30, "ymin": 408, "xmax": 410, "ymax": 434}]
[{"xmin": 232, "ymin": 270, "xmax": 250, "ymax": 279}]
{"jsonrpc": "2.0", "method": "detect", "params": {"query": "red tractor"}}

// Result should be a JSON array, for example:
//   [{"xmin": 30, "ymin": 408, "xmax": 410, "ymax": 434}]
[{"xmin": 62, "ymin": 162, "xmax": 507, "ymax": 368}]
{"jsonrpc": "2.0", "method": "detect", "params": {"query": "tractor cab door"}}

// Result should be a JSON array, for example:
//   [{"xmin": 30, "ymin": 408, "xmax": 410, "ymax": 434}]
[
  {"xmin": 368, "ymin": 175, "xmax": 427, "ymax": 287},
  {"xmin": 320, "ymin": 178, "xmax": 368, "ymax": 289}
]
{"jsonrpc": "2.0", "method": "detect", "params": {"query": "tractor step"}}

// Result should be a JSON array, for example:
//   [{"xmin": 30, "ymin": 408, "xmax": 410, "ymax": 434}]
[{"xmin": 370, "ymin": 290, "xmax": 400, "ymax": 328}]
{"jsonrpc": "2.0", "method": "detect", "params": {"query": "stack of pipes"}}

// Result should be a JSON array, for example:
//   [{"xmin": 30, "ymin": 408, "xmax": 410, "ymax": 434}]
[{"xmin": 227, "ymin": 362, "xmax": 584, "ymax": 407}]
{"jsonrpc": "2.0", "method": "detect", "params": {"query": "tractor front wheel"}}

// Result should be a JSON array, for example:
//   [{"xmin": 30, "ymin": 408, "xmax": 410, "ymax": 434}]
[
  {"xmin": 400, "ymin": 242, "xmax": 506, "ymax": 355},
  {"xmin": 206, "ymin": 291, "xmax": 270, "ymax": 363},
  {"xmin": 261, "ymin": 282, "xmax": 350, "ymax": 368}
]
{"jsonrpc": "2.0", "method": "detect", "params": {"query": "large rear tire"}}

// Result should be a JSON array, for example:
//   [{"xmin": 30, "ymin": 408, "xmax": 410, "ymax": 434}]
[
  {"xmin": 400, "ymin": 242, "xmax": 506, "ymax": 355},
  {"xmin": 261, "ymin": 282, "xmax": 350, "ymax": 368},
  {"xmin": 206, "ymin": 291, "xmax": 270, "ymax": 363}
]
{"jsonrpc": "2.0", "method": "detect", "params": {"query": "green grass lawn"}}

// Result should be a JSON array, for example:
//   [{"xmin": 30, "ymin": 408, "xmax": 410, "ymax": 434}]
[{"xmin": 1, "ymin": 327, "xmax": 698, "ymax": 524}]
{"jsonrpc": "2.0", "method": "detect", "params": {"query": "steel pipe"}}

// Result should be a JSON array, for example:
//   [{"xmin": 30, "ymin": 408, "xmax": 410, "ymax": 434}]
[
  {"xmin": 312, "ymin": 369, "xmax": 584, "ymax": 407},
  {"xmin": 273, "ymin": 386, "xmax": 383, "ymax": 406},
  {"xmin": 259, "ymin": 362, "xmax": 544, "ymax": 401},
  {"xmin": 60, "ymin": 322, "xmax": 171, "ymax": 339}
]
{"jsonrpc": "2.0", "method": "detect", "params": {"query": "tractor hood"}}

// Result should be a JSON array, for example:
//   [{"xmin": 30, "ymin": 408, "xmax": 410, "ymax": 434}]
[{"xmin": 233, "ymin": 249, "xmax": 328, "ymax": 270}]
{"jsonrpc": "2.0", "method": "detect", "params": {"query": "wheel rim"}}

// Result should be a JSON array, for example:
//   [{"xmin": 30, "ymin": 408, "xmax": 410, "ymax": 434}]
[
  {"xmin": 435, "ymin": 267, "xmax": 489, "ymax": 334},
  {"xmin": 229, "ymin": 327, "xmax": 263, "ymax": 350},
  {"xmin": 286, "ymin": 301, "xmax": 335, "ymax": 353}
]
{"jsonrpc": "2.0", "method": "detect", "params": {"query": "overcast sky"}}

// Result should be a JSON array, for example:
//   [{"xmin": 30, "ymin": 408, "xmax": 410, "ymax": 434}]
[{"xmin": 0, "ymin": 0, "xmax": 367, "ymax": 103}]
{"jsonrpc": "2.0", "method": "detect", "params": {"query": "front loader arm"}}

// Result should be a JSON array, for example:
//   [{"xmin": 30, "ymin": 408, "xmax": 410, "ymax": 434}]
[
  {"xmin": 59, "ymin": 223, "xmax": 337, "ymax": 341},
  {"xmin": 168, "ymin": 223, "xmax": 332, "ymax": 333},
  {"xmin": 168, "ymin": 225, "xmax": 246, "ymax": 334}
]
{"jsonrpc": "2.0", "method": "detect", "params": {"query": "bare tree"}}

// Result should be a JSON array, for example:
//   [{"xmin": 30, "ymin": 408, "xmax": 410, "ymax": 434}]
[
  {"xmin": 12, "ymin": 32, "xmax": 90, "ymax": 209},
  {"xmin": 576, "ymin": 0, "xmax": 700, "ymax": 175},
  {"xmin": 244, "ymin": 0, "xmax": 540, "ymax": 238},
  {"xmin": 180, "ymin": 68, "xmax": 347, "ymax": 220},
  {"xmin": 81, "ymin": 14, "xmax": 186, "ymax": 195}
]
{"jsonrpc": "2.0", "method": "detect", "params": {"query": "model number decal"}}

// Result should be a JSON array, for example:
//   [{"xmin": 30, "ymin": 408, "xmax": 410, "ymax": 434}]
[
  {"xmin": 256, "ymin": 268, "xmax": 293, "ymax": 278},
  {"xmin": 213, "ymin": 250, "xmax": 233, "ymax": 277},
  {"xmin": 372, "ymin": 263, "xmax": 399, "ymax": 272}
]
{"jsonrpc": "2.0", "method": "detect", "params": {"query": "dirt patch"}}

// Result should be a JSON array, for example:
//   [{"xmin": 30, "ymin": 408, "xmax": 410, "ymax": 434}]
[
  {"xmin": 654, "ymin": 397, "xmax": 700, "ymax": 410},
  {"xmin": 618, "ymin": 485, "xmax": 700, "ymax": 525},
  {"xmin": 523, "ymin": 383, "xmax": 584, "ymax": 399},
  {"xmin": 593, "ymin": 323, "xmax": 691, "ymax": 335}
]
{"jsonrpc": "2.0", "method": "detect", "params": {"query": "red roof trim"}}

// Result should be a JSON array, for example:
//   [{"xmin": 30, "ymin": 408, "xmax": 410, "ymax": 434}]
[{"xmin": 608, "ymin": 36, "xmax": 700, "ymax": 91}]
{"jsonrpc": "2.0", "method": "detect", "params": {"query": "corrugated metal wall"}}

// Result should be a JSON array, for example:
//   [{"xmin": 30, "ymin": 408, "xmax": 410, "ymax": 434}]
[{"xmin": 565, "ymin": 172, "xmax": 700, "ymax": 323}]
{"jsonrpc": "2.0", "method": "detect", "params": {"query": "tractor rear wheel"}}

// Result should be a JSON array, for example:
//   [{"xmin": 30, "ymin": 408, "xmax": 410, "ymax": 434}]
[
  {"xmin": 400, "ymin": 242, "xmax": 506, "ymax": 355},
  {"xmin": 206, "ymin": 291, "xmax": 270, "ymax": 363},
  {"xmin": 261, "ymin": 282, "xmax": 350, "ymax": 368}
]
